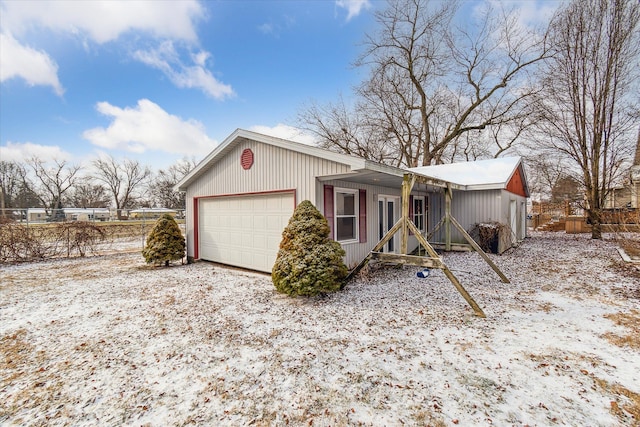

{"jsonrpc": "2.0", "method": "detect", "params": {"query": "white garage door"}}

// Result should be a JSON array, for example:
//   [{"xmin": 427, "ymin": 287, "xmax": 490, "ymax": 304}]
[{"xmin": 198, "ymin": 192, "xmax": 294, "ymax": 272}]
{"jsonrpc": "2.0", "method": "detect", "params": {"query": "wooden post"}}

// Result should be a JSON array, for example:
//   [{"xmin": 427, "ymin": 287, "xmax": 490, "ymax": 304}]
[
  {"xmin": 343, "ymin": 217, "xmax": 405, "ymax": 284},
  {"xmin": 407, "ymin": 220, "xmax": 486, "ymax": 317},
  {"xmin": 426, "ymin": 216, "xmax": 445, "ymax": 241},
  {"xmin": 400, "ymin": 174, "xmax": 415, "ymax": 255},
  {"xmin": 448, "ymin": 215, "xmax": 510, "ymax": 283}
]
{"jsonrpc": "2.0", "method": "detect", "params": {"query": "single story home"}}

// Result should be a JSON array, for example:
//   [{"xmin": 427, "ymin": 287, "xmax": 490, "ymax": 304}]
[
  {"xmin": 175, "ymin": 129, "xmax": 529, "ymax": 273},
  {"xmin": 24, "ymin": 208, "xmax": 110, "ymax": 222},
  {"xmin": 410, "ymin": 157, "xmax": 529, "ymax": 254},
  {"xmin": 129, "ymin": 208, "xmax": 179, "ymax": 220}
]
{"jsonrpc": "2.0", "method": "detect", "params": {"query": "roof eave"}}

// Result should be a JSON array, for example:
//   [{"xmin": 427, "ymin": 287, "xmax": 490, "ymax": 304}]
[{"xmin": 175, "ymin": 128, "xmax": 368, "ymax": 192}]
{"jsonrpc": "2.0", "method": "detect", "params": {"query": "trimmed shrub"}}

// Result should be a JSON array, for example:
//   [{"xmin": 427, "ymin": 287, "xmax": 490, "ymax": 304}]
[
  {"xmin": 142, "ymin": 214, "xmax": 185, "ymax": 266},
  {"xmin": 272, "ymin": 200, "xmax": 347, "ymax": 297}
]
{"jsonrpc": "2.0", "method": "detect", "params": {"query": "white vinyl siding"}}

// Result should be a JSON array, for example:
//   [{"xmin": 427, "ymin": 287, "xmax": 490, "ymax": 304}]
[{"xmin": 184, "ymin": 138, "xmax": 351, "ymax": 258}]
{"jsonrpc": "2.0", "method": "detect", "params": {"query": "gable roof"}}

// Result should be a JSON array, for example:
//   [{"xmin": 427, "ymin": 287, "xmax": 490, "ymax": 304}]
[
  {"xmin": 175, "ymin": 129, "xmax": 527, "ymax": 195},
  {"xmin": 175, "ymin": 129, "xmax": 368, "ymax": 191},
  {"xmin": 409, "ymin": 157, "xmax": 529, "ymax": 196},
  {"xmin": 175, "ymin": 128, "xmax": 463, "ymax": 192}
]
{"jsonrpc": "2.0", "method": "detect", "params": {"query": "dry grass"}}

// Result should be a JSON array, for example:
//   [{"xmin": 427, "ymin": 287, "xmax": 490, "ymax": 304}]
[
  {"xmin": 603, "ymin": 309, "xmax": 640, "ymax": 350},
  {"xmin": 595, "ymin": 377, "xmax": 640, "ymax": 426},
  {"xmin": 619, "ymin": 238, "xmax": 640, "ymax": 259},
  {"xmin": 2, "ymin": 232, "xmax": 639, "ymax": 426}
]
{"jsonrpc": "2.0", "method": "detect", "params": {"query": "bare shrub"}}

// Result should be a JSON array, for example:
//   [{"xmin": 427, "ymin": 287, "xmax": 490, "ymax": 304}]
[
  {"xmin": 51, "ymin": 221, "xmax": 107, "ymax": 257},
  {"xmin": 0, "ymin": 220, "xmax": 51, "ymax": 262}
]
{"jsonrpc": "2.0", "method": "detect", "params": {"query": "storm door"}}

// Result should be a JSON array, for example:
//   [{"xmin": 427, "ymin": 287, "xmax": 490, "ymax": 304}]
[{"xmin": 378, "ymin": 195, "xmax": 399, "ymax": 253}]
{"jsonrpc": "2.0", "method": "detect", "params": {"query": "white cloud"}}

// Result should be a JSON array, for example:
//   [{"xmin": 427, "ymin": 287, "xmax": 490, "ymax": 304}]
[
  {"xmin": 2, "ymin": 0, "xmax": 203, "ymax": 44},
  {"xmin": 83, "ymin": 99, "xmax": 216, "ymax": 156},
  {"xmin": 0, "ymin": 0, "xmax": 223, "ymax": 98},
  {"xmin": 1, "ymin": 141, "xmax": 71, "ymax": 163},
  {"xmin": 250, "ymin": 124, "xmax": 317, "ymax": 146},
  {"xmin": 0, "ymin": 32, "xmax": 64, "ymax": 95},
  {"xmin": 478, "ymin": 0, "xmax": 560, "ymax": 31},
  {"xmin": 336, "ymin": 0, "xmax": 372, "ymax": 21},
  {"xmin": 133, "ymin": 41, "xmax": 234, "ymax": 100},
  {"xmin": 258, "ymin": 23, "xmax": 275, "ymax": 35}
]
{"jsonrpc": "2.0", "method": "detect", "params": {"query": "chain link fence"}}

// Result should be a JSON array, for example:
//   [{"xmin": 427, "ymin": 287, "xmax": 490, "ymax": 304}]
[{"xmin": 0, "ymin": 208, "xmax": 185, "ymax": 263}]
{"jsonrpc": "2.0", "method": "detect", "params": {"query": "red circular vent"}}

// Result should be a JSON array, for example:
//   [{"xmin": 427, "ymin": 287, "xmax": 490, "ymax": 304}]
[{"xmin": 241, "ymin": 148, "xmax": 254, "ymax": 170}]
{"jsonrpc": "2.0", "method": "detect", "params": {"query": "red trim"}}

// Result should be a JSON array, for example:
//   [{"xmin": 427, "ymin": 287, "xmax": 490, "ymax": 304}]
[
  {"xmin": 359, "ymin": 189, "xmax": 367, "ymax": 243},
  {"xmin": 324, "ymin": 185, "xmax": 334, "ymax": 239},
  {"xmin": 196, "ymin": 189, "xmax": 297, "ymax": 200},
  {"xmin": 193, "ymin": 198, "xmax": 199, "ymax": 260},
  {"xmin": 192, "ymin": 189, "xmax": 297, "ymax": 261},
  {"xmin": 506, "ymin": 167, "xmax": 527, "ymax": 197}
]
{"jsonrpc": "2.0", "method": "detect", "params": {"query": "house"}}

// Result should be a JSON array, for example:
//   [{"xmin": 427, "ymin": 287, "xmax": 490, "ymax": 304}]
[
  {"xmin": 129, "ymin": 208, "xmax": 179, "ymax": 220},
  {"xmin": 409, "ymin": 157, "xmax": 529, "ymax": 254},
  {"xmin": 26, "ymin": 208, "xmax": 47, "ymax": 222},
  {"xmin": 175, "ymin": 129, "xmax": 529, "ymax": 273},
  {"xmin": 604, "ymin": 131, "xmax": 640, "ymax": 211},
  {"xmin": 63, "ymin": 208, "xmax": 110, "ymax": 221}
]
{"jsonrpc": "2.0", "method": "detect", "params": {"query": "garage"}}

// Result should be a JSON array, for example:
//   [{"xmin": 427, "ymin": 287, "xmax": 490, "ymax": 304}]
[{"xmin": 197, "ymin": 191, "xmax": 295, "ymax": 272}]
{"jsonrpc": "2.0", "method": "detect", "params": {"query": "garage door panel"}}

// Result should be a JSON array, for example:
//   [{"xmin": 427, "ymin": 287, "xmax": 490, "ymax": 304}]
[{"xmin": 199, "ymin": 192, "xmax": 294, "ymax": 272}]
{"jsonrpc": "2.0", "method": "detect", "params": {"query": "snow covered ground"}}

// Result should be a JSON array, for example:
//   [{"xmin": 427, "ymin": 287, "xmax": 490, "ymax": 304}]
[{"xmin": 1, "ymin": 231, "xmax": 639, "ymax": 426}]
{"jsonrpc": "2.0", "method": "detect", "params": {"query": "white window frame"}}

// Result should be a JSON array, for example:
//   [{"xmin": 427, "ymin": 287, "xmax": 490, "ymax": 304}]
[
  {"xmin": 334, "ymin": 188, "xmax": 359, "ymax": 243},
  {"xmin": 413, "ymin": 196, "xmax": 426, "ymax": 232}
]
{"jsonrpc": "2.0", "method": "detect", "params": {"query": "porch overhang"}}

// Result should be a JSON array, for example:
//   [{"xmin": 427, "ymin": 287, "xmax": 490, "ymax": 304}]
[{"xmin": 316, "ymin": 164, "xmax": 466, "ymax": 192}]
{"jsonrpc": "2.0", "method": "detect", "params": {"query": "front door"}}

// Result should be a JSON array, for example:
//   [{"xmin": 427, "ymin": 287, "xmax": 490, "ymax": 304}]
[{"xmin": 378, "ymin": 195, "xmax": 399, "ymax": 253}]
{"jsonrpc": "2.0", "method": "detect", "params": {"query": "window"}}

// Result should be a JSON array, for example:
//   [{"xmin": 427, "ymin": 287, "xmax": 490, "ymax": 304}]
[
  {"xmin": 335, "ymin": 188, "xmax": 358, "ymax": 242},
  {"xmin": 413, "ymin": 196, "xmax": 426, "ymax": 232}
]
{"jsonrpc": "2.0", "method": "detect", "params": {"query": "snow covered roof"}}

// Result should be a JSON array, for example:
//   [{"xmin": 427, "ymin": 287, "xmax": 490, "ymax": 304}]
[{"xmin": 408, "ymin": 157, "xmax": 526, "ymax": 192}]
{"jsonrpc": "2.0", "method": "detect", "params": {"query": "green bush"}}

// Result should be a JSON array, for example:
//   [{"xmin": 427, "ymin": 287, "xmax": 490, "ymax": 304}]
[
  {"xmin": 272, "ymin": 200, "xmax": 347, "ymax": 296},
  {"xmin": 142, "ymin": 214, "xmax": 185, "ymax": 266}
]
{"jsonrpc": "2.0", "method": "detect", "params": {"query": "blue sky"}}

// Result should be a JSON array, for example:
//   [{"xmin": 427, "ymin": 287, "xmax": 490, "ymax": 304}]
[{"xmin": 0, "ymin": 0, "xmax": 559, "ymax": 171}]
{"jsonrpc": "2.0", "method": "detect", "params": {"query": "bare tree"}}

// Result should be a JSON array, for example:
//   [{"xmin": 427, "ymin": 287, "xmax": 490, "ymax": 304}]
[
  {"xmin": 92, "ymin": 155, "xmax": 151, "ymax": 219},
  {"xmin": 148, "ymin": 157, "xmax": 196, "ymax": 209},
  {"xmin": 67, "ymin": 180, "xmax": 110, "ymax": 208},
  {"xmin": 26, "ymin": 157, "xmax": 81, "ymax": 215},
  {"xmin": 298, "ymin": 97, "xmax": 401, "ymax": 166},
  {"xmin": 1, "ymin": 161, "xmax": 26, "ymax": 214},
  {"xmin": 532, "ymin": 0, "xmax": 640, "ymax": 239},
  {"xmin": 524, "ymin": 156, "xmax": 571, "ymax": 202},
  {"xmin": 299, "ymin": 0, "xmax": 550, "ymax": 167}
]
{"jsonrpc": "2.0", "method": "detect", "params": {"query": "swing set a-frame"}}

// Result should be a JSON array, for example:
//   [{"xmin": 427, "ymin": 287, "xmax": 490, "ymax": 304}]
[{"xmin": 343, "ymin": 173, "xmax": 510, "ymax": 318}]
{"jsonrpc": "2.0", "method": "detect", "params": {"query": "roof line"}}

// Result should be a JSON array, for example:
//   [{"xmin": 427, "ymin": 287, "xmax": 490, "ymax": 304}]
[{"xmin": 175, "ymin": 129, "xmax": 368, "ymax": 191}]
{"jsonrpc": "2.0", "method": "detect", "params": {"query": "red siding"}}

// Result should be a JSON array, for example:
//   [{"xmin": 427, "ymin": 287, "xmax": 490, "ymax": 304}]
[{"xmin": 506, "ymin": 166, "xmax": 527, "ymax": 197}]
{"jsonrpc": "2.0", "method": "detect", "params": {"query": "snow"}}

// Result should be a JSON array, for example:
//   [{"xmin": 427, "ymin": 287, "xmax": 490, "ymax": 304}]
[
  {"xmin": 409, "ymin": 157, "xmax": 521, "ymax": 188},
  {"xmin": 1, "ymin": 231, "xmax": 639, "ymax": 426}
]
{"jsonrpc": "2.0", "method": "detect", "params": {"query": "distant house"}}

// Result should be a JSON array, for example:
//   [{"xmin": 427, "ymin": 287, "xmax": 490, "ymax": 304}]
[
  {"xmin": 63, "ymin": 208, "xmax": 110, "ymax": 221},
  {"xmin": 26, "ymin": 208, "xmax": 47, "ymax": 222},
  {"xmin": 604, "ymin": 130, "xmax": 640, "ymax": 210},
  {"xmin": 128, "ymin": 208, "xmax": 179, "ymax": 220},
  {"xmin": 25, "ymin": 208, "xmax": 110, "ymax": 222},
  {"xmin": 176, "ymin": 129, "xmax": 529, "ymax": 273}
]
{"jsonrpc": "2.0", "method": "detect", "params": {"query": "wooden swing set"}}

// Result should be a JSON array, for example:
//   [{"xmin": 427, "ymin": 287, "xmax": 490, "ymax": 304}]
[{"xmin": 343, "ymin": 173, "xmax": 510, "ymax": 318}]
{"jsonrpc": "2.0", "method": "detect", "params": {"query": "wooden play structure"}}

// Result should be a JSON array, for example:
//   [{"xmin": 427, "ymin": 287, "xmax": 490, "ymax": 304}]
[{"xmin": 344, "ymin": 173, "xmax": 510, "ymax": 318}]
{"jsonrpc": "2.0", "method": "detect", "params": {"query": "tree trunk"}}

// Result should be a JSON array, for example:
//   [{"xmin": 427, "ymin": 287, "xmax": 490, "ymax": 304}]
[{"xmin": 588, "ymin": 209, "xmax": 602, "ymax": 240}]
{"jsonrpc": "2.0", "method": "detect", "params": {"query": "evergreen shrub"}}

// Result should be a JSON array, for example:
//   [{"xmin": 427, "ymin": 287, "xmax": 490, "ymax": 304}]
[
  {"xmin": 272, "ymin": 200, "xmax": 347, "ymax": 296},
  {"xmin": 142, "ymin": 214, "xmax": 185, "ymax": 266}
]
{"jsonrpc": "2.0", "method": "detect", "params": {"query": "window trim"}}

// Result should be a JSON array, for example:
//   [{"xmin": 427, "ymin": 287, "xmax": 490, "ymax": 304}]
[
  {"xmin": 412, "ymin": 196, "xmax": 426, "ymax": 232},
  {"xmin": 334, "ymin": 187, "xmax": 359, "ymax": 243}
]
